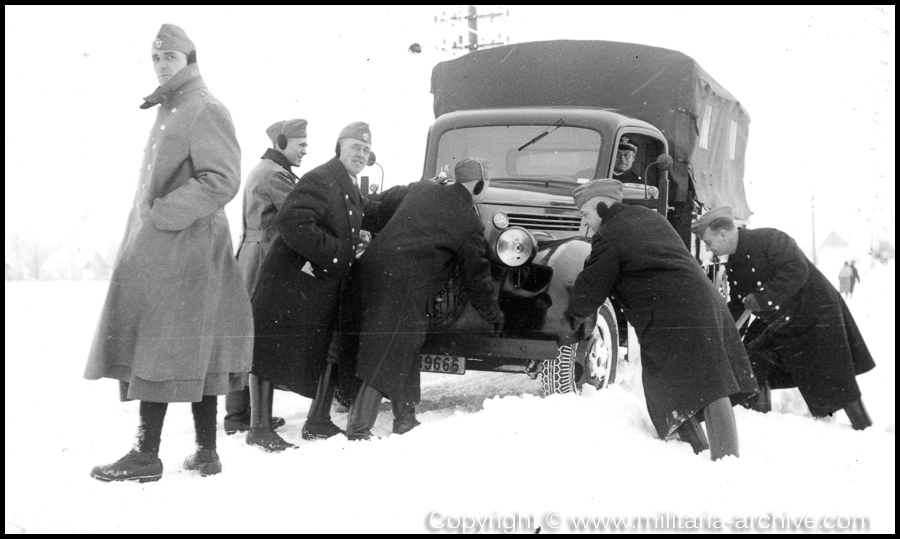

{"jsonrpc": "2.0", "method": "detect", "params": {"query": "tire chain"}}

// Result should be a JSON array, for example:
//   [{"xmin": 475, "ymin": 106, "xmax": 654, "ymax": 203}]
[{"xmin": 541, "ymin": 343, "xmax": 576, "ymax": 395}]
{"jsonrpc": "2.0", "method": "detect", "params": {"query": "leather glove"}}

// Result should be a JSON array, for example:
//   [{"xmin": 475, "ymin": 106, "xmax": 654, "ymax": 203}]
[
  {"xmin": 355, "ymin": 230, "xmax": 372, "ymax": 259},
  {"xmin": 566, "ymin": 311, "xmax": 594, "ymax": 342},
  {"xmin": 743, "ymin": 293, "xmax": 762, "ymax": 313}
]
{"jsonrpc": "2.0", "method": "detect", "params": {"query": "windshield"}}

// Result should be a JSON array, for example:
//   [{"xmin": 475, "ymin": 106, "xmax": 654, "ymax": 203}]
[{"xmin": 435, "ymin": 125, "xmax": 603, "ymax": 195}]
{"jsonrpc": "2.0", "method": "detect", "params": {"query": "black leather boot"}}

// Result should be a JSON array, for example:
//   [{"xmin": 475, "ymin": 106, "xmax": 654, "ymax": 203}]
[
  {"xmin": 844, "ymin": 398, "xmax": 873, "ymax": 431},
  {"xmin": 705, "ymin": 396, "xmax": 739, "ymax": 460},
  {"xmin": 676, "ymin": 415, "xmax": 709, "ymax": 454},
  {"xmin": 741, "ymin": 382, "xmax": 772, "ymax": 413},
  {"xmin": 246, "ymin": 375, "xmax": 297, "ymax": 452},
  {"xmin": 346, "ymin": 383, "xmax": 383, "ymax": 441},
  {"xmin": 391, "ymin": 399, "xmax": 421, "ymax": 435},
  {"xmin": 302, "ymin": 363, "xmax": 345, "ymax": 440},
  {"xmin": 224, "ymin": 385, "xmax": 285, "ymax": 434}
]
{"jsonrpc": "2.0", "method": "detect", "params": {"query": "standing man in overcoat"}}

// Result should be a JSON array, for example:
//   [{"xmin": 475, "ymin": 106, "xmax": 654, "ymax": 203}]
[
  {"xmin": 347, "ymin": 158, "xmax": 505, "ymax": 440},
  {"xmin": 695, "ymin": 207, "xmax": 876, "ymax": 429},
  {"xmin": 223, "ymin": 119, "xmax": 308, "ymax": 435},
  {"xmin": 249, "ymin": 122, "xmax": 382, "ymax": 451},
  {"xmin": 565, "ymin": 180, "xmax": 758, "ymax": 460},
  {"xmin": 85, "ymin": 24, "xmax": 252, "ymax": 481}
]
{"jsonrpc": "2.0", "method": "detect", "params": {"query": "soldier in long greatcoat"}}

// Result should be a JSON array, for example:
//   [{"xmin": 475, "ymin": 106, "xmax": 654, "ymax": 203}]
[
  {"xmin": 223, "ymin": 119, "xmax": 306, "ymax": 435},
  {"xmin": 695, "ymin": 207, "xmax": 875, "ymax": 429},
  {"xmin": 346, "ymin": 158, "xmax": 504, "ymax": 440},
  {"xmin": 566, "ymin": 180, "xmax": 758, "ymax": 460},
  {"xmin": 249, "ymin": 122, "xmax": 387, "ymax": 451},
  {"xmin": 86, "ymin": 24, "xmax": 251, "ymax": 481}
]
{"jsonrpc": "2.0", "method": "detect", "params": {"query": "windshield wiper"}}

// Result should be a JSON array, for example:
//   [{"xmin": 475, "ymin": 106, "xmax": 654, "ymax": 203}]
[{"xmin": 517, "ymin": 119, "xmax": 564, "ymax": 152}]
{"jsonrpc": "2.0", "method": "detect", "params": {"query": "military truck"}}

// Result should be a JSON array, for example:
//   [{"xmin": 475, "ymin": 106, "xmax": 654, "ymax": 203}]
[{"xmin": 417, "ymin": 40, "xmax": 752, "ymax": 395}]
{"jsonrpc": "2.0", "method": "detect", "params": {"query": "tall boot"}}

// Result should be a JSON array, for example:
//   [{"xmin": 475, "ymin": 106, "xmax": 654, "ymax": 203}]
[
  {"xmin": 246, "ymin": 375, "xmax": 296, "ymax": 452},
  {"xmin": 302, "ymin": 363, "xmax": 345, "ymax": 440},
  {"xmin": 224, "ymin": 386, "xmax": 250, "ymax": 434},
  {"xmin": 705, "ymin": 396, "xmax": 739, "ymax": 460},
  {"xmin": 392, "ymin": 399, "xmax": 421, "ymax": 435},
  {"xmin": 844, "ymin": 398, "xmax": 873, "ymax": 431},
  {"xmin": 346, "ymin": 383, "xmax": 383, "ymax": 441},
  {"xmin": 676, "ymin": 415, "xmax": 709, "ymax": 454}
]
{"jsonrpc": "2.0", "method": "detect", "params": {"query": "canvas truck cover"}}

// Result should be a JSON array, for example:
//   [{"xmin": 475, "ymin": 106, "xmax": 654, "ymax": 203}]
[{"xmin": 431, "ymin": 40, "xmax": 752, "ymax": 219}]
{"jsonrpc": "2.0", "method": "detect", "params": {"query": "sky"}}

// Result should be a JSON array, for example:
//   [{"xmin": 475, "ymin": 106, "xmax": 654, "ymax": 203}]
[{"xmin": 4, "ymin": 5, "xmax": 895, "ymax": 261}]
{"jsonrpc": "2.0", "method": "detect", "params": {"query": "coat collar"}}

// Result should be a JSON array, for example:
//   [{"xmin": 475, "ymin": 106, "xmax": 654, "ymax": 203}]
[
  {"xmin": 733, "ymin": 227, "xmax": 751, "ymax": 260},
  {"xmin": 450, "ymin": 182, "xmax": 475, "ymax": 206},
  {"xmin": 140, "ymin": 63, "xmax": 204, "ymax": 109},
  {"xmin": 261, "ymin": 148, "xmax": 300, "ymax": 181},
  {"xmin": 325, "ymin": 157, "xmax": 361, "ymax": 204},
  {"xmin": 599, "ymin": 201, "xmax": 627, "ymax": 227}
]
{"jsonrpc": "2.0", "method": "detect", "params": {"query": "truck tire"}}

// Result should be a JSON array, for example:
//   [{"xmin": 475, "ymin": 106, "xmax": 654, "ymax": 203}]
[{"xmin": 541, "ymin": 300, "xmax": 618, "ymax": 396}]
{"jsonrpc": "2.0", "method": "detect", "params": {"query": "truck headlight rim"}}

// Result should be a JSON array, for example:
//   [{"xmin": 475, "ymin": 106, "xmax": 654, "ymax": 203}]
[{"xmin": 495, "ymin": 226, "xmax": 536, "ymax": 267}]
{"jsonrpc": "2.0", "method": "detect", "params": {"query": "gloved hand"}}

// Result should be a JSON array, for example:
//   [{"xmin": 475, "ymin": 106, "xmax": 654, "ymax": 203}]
[
  {"xmin": 355, "ymin": 230, "xmax": 372, "ymax": 259},
  {"xmin": 566, "ymin": 311, "xmax": 594, "ymax": 342},
  {"xmin": 743, "ymin": 293, "xmax": 762, "ymax": 313}
]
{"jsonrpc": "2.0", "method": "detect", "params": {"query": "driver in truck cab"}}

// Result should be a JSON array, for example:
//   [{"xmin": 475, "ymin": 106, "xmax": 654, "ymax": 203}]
[
  {"xmin": 565, "ymin": 179, "xmax": 758, "ymax": 461},
  {"xmin": 612, "ymin": 137, "xmax": 640, "ymax": 184}
]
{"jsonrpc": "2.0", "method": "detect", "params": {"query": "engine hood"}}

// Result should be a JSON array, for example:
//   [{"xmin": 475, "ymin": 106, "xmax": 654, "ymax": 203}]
[{"xmin": 480, "ymin": 184, "xmax": 577, "ymax": 210}]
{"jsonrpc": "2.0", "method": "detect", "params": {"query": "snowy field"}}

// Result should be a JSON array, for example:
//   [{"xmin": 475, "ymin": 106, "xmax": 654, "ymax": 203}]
[{"xmin": 4, "ymin": 262, "xmax": 895, "ymax": 533}]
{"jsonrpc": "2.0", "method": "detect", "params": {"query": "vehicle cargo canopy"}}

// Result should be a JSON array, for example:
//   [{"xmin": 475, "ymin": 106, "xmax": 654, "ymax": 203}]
[{"xmin": 431, "ymin": 40, "xmax": 752, "ymax": 219}]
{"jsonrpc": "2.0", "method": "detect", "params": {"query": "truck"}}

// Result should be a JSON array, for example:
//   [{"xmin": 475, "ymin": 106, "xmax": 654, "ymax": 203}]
[{"xmin": 416, "ymin": 40, "xmax": 752, "ymax": 395}]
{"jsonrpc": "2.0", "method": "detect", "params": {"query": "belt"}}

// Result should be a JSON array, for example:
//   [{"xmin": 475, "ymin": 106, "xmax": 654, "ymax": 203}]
[{"xmin": 241, "ymin": 229, "xmax": 265, "ymax": 242}]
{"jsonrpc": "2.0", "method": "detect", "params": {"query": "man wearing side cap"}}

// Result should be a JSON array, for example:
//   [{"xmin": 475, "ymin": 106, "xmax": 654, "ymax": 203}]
[
  {"xmin": 86, "ymin": 24, "xmax": 251, "ymax": 481},
  {"xmin": 565, "ymin": 180, "xmax": 757, "ymax": 460},
  {"xmin": 222, "ymin": 119, "xmax": 308, "ymax": 436},
  {"xmin": 346, "ymin": 158, "xmax": 505, "ymax": 440},
  {"xmin": 250, "ymin": 122, "xmax": 398, "ymax": 450},
  {"xmin": 694, "ymin": 207, "xmax": 875, "ymax": 429}
]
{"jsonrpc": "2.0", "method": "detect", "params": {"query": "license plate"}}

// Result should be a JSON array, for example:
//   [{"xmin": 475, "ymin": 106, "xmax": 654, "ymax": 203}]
[{"xmin": 419, "ymin": 354, "xmax": 466, "ymax": 375}]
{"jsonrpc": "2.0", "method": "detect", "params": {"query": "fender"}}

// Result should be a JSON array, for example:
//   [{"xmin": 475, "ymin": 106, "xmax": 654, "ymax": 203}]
[{"xmin": 530, "ymin": 236, "xmax": 593, "ymax": 341}]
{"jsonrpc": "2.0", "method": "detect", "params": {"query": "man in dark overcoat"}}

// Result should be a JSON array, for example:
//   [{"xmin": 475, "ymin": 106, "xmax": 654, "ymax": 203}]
[
  {"xmin": 346, "ymin": 158, "xmax": 504, "ymax": 440},
  {"xmin": 695, "ymin": 207, "xmax": 875, "ymax": 429},
  {"xmin": 223, "ymin": 119, "xmax": 307, "ymax": 435},
  {"xmin": 86, "ymin": 24, "xmax": 252, "ymax": 481},
  {"xmin": 249, "ymin": 122, "xmax": 384, "ymax": 451},
  {"xmin": 566, "ymin": 180, "xmax": 757, "ymax": 460}
]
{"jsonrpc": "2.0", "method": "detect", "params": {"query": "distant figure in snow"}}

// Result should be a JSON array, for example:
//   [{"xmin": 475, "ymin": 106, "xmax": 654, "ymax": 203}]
[
  {"xmin": 850, "ymin": 261, "xmax": 861, "ymax": 297},
  {"xmin": 838, "ymin": 261, "xmax": 853, "ymax": 299},
  {"xmin": 695, "ymin": 207, "xmax": 876, "ymax": 430},
  {"xmin": 85, "ymin": 24, "xmax": 251, "ymax": 482}
]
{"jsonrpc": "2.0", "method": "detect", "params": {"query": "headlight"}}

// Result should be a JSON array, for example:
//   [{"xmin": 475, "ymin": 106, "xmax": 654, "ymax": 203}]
[
  {"xmin": 494, "ymin": 227, "xmax": 536, "ymax": 267},
  {"xmin": 492, "ymin": 212, "xmax": 509, "ymax": 229}
]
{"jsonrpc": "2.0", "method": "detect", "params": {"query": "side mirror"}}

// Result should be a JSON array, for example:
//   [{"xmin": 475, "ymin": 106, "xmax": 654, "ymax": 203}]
[
  {"xmin": 654, "ymin": 154, "xmax": 674, "ymax": 171},
  {"xmin": 367, "ymin": 151, "xmax": 377, "ymax": 167}
]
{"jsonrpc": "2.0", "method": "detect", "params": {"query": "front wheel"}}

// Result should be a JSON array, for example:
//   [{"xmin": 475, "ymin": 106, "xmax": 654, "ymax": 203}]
[{"xmin": 541, "ymin": 300, "xmax": 619, "ymax": 396}]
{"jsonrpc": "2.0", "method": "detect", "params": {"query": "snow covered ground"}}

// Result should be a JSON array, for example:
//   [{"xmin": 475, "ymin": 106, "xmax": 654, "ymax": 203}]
[{"xmin": 4, "ymin": 262, "xmax": 895, "ymax": 533}]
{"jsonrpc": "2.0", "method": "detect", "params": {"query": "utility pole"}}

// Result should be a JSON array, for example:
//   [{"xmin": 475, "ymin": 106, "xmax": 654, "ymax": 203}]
[{"xmin": 435, "ymin": 5, "xmax": 509, "ymax": 56}]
